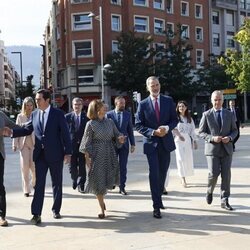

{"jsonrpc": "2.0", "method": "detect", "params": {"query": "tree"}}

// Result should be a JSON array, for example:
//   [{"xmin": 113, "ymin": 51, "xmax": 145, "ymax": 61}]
[
  {"xmin": 105, "ymin": 31, "xmax": 155, "ymax": 97},
  {"xmin": 218, "ymin": 19, "xmax": 250, "ymax": 92},
  {"xmin": 155, "ymin": 24, "xmax": 195, "ymax": 102},
  {"xmin": 23, "ymin": 75, "xmax": 36, "ymax": 98}
]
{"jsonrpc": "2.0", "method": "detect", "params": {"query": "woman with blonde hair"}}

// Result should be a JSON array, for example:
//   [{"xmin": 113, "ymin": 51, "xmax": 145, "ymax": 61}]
[
  {"xmin": 13, "ymin": 96, "xmax": 36, "ymax": 197},
  {"xmin": 80, "ymin": 99, "xmax": 126, "ymax": 218}
]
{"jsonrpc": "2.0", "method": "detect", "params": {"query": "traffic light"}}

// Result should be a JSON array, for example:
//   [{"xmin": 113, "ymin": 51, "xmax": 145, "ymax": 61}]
[{"xmin": 133, "ymin": 91, "xmax": 138, "ymax": 102}]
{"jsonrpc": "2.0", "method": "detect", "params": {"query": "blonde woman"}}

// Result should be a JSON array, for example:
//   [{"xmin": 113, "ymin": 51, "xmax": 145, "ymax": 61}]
[
  {"xmin": 13, "ymin": 97, "xmax": 36, "ymax": 197},
  {"xmin": 79, "ymin": 100, "xmax": 126, "ymax": 219}
]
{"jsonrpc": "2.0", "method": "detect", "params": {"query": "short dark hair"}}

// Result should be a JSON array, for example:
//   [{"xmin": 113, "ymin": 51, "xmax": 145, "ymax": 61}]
[{"xmin": 36, "ymin": 89, "xmax": 51, "ymax": 101}]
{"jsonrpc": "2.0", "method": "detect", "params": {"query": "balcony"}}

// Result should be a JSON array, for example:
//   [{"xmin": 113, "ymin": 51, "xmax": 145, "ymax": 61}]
[{"xmin": 212, "ymin": 0, "xmax": 237, "ymax": 10}]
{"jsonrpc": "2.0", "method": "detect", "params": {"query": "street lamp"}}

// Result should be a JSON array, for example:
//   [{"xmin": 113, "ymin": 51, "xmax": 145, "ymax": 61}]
[
  {"xmin": 88, "ymin": 6, "xmax": 105, "ymax": 101},
  {"xmin": 11, "ymin": 51, "xmax": 23, "ymax": 101},
  {"xmin": 40, "ymin": 44, "xmax": 48, "ymax": 89}
]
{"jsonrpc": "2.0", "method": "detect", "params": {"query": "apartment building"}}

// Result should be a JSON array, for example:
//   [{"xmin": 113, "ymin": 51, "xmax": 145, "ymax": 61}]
[{"xmin": 43, "ymin": 0, "xmax": 210, "ymax": 110}]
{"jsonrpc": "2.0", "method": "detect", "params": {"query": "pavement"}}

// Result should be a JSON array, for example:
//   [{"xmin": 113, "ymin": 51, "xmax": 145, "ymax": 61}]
[{"xmin": 1, "ymin": 127, "xmax": 250, "ymax": 250}]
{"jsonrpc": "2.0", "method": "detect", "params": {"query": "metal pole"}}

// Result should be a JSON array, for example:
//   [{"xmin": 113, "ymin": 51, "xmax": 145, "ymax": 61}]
[
  {"xmin": 99, "ymin": 6, "xmax": 104, "ymax": 102},
  {"xmin": 75, "ymin": 45, "xmax": 79, "ymax": 95}
]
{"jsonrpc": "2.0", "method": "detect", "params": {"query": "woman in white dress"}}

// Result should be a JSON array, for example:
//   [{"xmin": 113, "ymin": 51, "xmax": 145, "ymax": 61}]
[{"xmin": 173, "ymin": 101, "xmax": 197, "ymax": 187}]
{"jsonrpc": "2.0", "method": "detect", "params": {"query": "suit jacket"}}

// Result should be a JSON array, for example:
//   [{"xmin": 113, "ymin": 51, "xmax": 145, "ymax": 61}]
[
  {"xmin": 106, "ymin": 110, "xmax": 135, "ymax": 150},
  {"xmin": 135, "ymin": 94, "xmax": 178, "ymax": 154},
  {"xmin": 228, "ymin": 107, "xmax": 243, "ymax": 127},
  {"xmin": 0, "ymin": 111, "xmax": 18, "ymax": 159},
  {"xmin": 12, "ymin": 113, "xmax": 35, "ymax": 150},
  {"xmin": 198, "ymin": 108, "xmax": 238, "ymax": 156},
  {"xmin": 12, "ymin": 107, "xmax": 72, "ymax": 163},
  {"xmin": 65, "ymin": 111, "xmax": 88, "ymax": 152}
]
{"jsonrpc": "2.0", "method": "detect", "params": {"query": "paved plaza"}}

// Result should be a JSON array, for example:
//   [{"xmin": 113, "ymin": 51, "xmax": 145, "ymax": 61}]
[{"xmin": 1, "ymin": 127, "xmax": 250, "ymax": 250}]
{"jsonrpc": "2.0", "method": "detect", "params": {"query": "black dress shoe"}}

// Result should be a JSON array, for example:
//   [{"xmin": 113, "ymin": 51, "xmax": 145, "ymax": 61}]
[
  {"xmin": 24, "ymin": 193, "xmax": 29, "ymax": 197},
  {"xmin": 78, "ymin": 185, "xmax": 85, "ymax": 193},
  {"xmin": 221, "ymin": 201, "xmax": 233, "ymax": 211},
  {"xmin": 206, "ymin": 193, "xmax": 213, "ymax": 205},
  {"xmin": 119, "ymin": 188, "xmax": 128, "ymax": 195},
  {"xmin": 53, "ymin": 213, "xmax": 62, "ymax": 219},
  {"xmin": 162, "ymin": 190, "xmax": 168, "ymax": 195},
  {"xmin": 30, "ymin": 215, "xmax": 41, "ymax": 225},
  {"xmin": 160, "ymin": 205, "xmax": 165, "ymax": 210},
  {"xmin": 153, "ymin": 209, "xmax": 162, "ymax": 219},
  {"xmin": 72, "ymin": 181, "xmax": 77, "ymax": 190}
]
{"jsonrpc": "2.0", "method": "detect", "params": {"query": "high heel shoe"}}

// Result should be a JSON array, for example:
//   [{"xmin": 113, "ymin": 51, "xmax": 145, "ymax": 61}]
[{"xmin": 98, "ymin": 203, "xmax": 106, "ymax": 219}]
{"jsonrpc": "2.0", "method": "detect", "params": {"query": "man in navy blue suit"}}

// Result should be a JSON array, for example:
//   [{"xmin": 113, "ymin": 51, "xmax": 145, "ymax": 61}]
[
  {"xmin": 135, "ymin": 76, "xmax": 178, "ymax": 219},
  {"xmin": 107, "ymin": 96, "xmax": 135, "ymax": 195},
  {"xmin": 10, "ymin": 89, "xmax": 72, "ymax": 225},
  {"xmin": 65, "ymin": 97, "xmax": 88, "ymax": 193}
]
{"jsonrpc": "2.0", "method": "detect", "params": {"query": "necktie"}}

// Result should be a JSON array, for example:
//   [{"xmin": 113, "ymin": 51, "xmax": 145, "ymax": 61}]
[
  {"xmin": 41, "ymin": 111, "xmax": 45, "ymax": 133},
  {"xmin": 231, "ymin": 108, "xmax": 237, "ymax": 122},
  {"xmin": 117, "ymin": 112, "xmax": 121, "ymax": 128},
  {"xmin": 216, "ymin": 110, "xmax": 222, "ymax": 130},
  {"xmin": 75, "ymin": 115, "xmax": 80, "ymax": 131},
  {"xmin": 155, "ymin": 98, "xmax": 160, "ymax": 123}
]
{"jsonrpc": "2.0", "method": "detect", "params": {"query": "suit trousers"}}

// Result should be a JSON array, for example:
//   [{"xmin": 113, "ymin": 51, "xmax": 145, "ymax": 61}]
[
  {"xmin": 70, "ymin": 150, "xmax": 86, "ymax": 187},
  {"xmin": 19, "ymin": 145, "xmax": 36, "ymax": 194},
  {"xmin": 32, "ymin": 150, "xmax": 63, "ymax": 215},
  {"xmin": 117, "ymin": 146, "xmax": 129, "ymax": 189},
  {"xmin": 206, "ymin": 153, "xmax": 232, "ymax": 200},
  {"xmin": 146, "ymin": 141, "xmax": 170, "ymax": 209},
  {"xmin": 0, "ymin": 155, "xmax": 6, "ymax": 218}
]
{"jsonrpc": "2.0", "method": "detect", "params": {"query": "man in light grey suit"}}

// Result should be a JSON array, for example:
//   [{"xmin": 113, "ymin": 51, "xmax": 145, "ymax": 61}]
[
  {"xmin": 0, "ymin": 111, "xmax": 19, "ymax": 226},
  {"xmin": 198, "ymin": 90, "xmax": 238, "ymax": 211}
]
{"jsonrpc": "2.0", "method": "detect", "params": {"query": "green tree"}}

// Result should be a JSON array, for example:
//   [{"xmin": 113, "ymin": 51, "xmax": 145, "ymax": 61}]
[
  {"xmin": 23, "ymin": 75, "xmax": 36, "ymax": 98},
  {"xmin": 105, "ymin": 31, "xmax": 155, "ymax": 97},
  {"xmin": 218, "ymin": 19, "xmax": 250, "ymax": 92},
  {"xmin": 155, "ymin": 24, "xmax": 194, "ymax": 102}
]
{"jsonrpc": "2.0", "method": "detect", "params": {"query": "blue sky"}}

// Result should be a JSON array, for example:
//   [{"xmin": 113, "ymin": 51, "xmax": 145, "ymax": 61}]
[{"xmin": 0, "ymin": 0, "xmax": 52, "ymax": 46}]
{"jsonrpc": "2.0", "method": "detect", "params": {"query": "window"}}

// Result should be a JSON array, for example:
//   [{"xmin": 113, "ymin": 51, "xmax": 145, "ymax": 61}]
[
  {"xmin": 154, "ymin": 0, "xmax": 164, "ymax": 10},
  {"xmin": 166, "ymin": 22, "xmax": 174, "ymax": 38},
  {"xmin": 240, "ymin": 12, "xmax": 246, "ymax": 25},
  {"xmin": 110, "ymin": 0, "xmax": 121, "ymax": 5},
  {"xmin": 154, "ymin": 19, "xmax": 164, "ymax": 35},
  {"xmin": 226, "ymin": 10, "xmax": 234, "ymax": 26},
  {"xmin": 133, "ymin": 0, "xmax": 148, "ymax": 6},
  {"xmin": 78, "ymin": 69, "xmax": 94, "ymax": 84},
  {"xmin": 55, "ymin": 25, "xmax": 60, "ymax": 40},
  {"xmin": 213, "ymin": 33, "xmax": 220, "ymax": 47},
  {"xmin": 166, "ymin": 0, "xmax": 173, "ymax": 13},
  {"xmin": 227, "ymin": 31, "xmax": 235, "ymax": 47},
  {"xmin": 111, "ymin": 15, "xmax": 122, "ymax": 31},
  {"xmin": 134, "ymin": 16, "xmax": 149, "ymax": 32},
  {"xmin": 181, "ymin": 1, "xmax": 189, "ymax": 16},
  {"xmin": 71, "ymin": 0, "xmax": 91, "ymax": 3},
  {"xmin": 195, "ymin": 4, "xmax": 202, "ymax": 19},
  {"xmin": 56, "ymin": 49, "xmax": 61, "ymax": 64},
  {"xmin": 181, "ymin": 25, "xmax": 189, "ymax": 39},
  {"xmin": 154, "ymin": 43, "xmax": 165, "ymax": 60},
  {"xmin": 112, "ymin": 40, "xmax": 119, "ymax": 53},
  {"xmin": 196, "ymin": 49, "xmax": 204, "ymax": 66},
  {"xmin": 195, "ymin": 27, "xmax": 203, "ymax": 41},
  {"xmin": 72, "ymin": 13, "xmax": 92, "ymax": 30},
  {"xmin": 74, "ymin": 40, "xmax": 93, "ymax": 57},
  {"xmin": 212, "ymin": 11, "xmax": 219, "ymax": 24}
]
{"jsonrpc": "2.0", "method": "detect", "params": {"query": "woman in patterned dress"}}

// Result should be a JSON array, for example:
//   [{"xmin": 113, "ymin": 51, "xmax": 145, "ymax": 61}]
[
  {"xmin": 79, "ymin": 99, "xmax": 126, "ymax": 218},
  {"xmin": 173, "ymin": 101, "xmax": 198, "ymax": 187}
]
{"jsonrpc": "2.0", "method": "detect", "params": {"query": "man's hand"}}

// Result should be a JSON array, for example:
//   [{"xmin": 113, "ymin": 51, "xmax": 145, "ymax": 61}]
[
  {"xmin": 154, "ymin": 127, "xmax": 167, "ymax": 137},
  {"xmin": 118, "ymin": 135, "xmax": 127, "ymax": 144},
  {"xmin": 213, "ymin": 136, "xmax": 222, "ymax": 143},
  {"xmin": 64, "ymin": 155, "xmax": 71, "ymax": 164},
  {"xmin": 12, "ymin": 146, "xmax": 17, "ymax": 152},
  {"xmin": 0, "ymin": 127, "xmax": 12, "ymax": 137},
  {"xmin": 130, "ymin": 145, "xmax": 135, "ymax": 153},
  {"xmin": 222, "ymin": 136, "xmax": 230, "ymax": 144}
]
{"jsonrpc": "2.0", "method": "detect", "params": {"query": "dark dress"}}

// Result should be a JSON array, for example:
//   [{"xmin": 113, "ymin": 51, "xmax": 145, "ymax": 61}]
[{"xmin": 79, "ymin": 118, "xmax": 122, "ymax": 195}]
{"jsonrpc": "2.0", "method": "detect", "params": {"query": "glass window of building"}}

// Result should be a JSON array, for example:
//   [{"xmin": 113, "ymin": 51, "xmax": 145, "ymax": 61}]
[
  {"xmin": 213, "ymin": 33, "xmax": 220, "ymax": 47},
  {"xmin": 78, "ymin": 69, "xmax": 94, "ymax": 84},
  {"xmin": 196, "ymin": 49, "xmax": 204, "ymax": 66},
  {"xmin": 111, "ymin": 15, "xmax": 122, "ymax": 31},
  {"xmin": 71, "ymin": 0, "xmax": 91, "ymax": 3},
  {"xmin": 72, "ymin": 13, "xmax": 92, "ymax": 30},
  {"xmin": 154, "ymin": 43, "xmax": 165, "ymax": 60},
  {"xmin": 195, "ymin": 4, "xmax": 203, "ymax": 19},
  {"xmin": 110, "ymin": 0, "xmax": 121, "ymax": 5},
  {"xmin": 166, "ymin": 22, "xmax": 174, "ymax": 38},
  {"xmin": 181, "ymin": 25, "xmax": 189, "ymax": 39},
  {"xmin": 74, "ymin": 40, "xmax": 93, "ymax": 57},
  {"xmin": 134, "ymin": 16, "xmax": 149, "ymax": 32},
  {"xmin": 227, "ymin": 31, "xmax": 235, "ymax": 47},
  {"xmin": 154, "ymin": 19, "xmax": 164, "ymax": 35},
  {"xmin": 166, "ymin": 0, "xmax": 173, "ymax": 14},
  {"xmin": 112, "ymin": 40, "xmax": 119, "ymax": 53},
  {"xmin": 181, "ymin": 1, "xmax": 189, "ymax": 16},
  {"xmin": 133, "ymin": 0, "xmax": 148, "ymax": 6},
  {"xmin": 212, "ymin": 11, "xmax": 219, "ymax": 24},
  {"xmin": 226, "ymin": 10, "xmax": 234, "ymax": 26},
  {"xmin": 154, "ymin": 0, "xmax": 164, "ymax": 10},
  {"xmin": 195, "ymin": 27, "xmax": 203, "ymax": 41}
]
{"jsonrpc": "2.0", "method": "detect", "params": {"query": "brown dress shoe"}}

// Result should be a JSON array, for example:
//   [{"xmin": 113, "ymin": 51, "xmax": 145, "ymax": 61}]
[{"xmin": 0, "ymin": 217, "xmax": 8, "ymax": 227}]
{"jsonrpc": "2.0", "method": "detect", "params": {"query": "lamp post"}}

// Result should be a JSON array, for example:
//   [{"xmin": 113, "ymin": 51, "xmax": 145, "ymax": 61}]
[
  {"xmin": 11, "ymin": 51, "xmax": 23, "ymax": 101},
  {"xmin": 40, "ymin": 44, "xmax": 48, "ymax": 89},
  {"xmin": 75, "ymin": 44, "xmax": 79, "ymax": 95}
]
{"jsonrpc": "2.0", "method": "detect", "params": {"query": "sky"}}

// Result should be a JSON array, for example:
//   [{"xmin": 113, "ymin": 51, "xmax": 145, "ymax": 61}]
[{"xmin": 0, "ymin": 0, "xmax": 52, "ymax": 46}]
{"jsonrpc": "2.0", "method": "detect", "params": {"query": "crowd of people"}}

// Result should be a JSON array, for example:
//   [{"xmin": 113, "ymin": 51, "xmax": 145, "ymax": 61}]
[{"xmin": 0, "ymin": 76, "xmax": 240, "ymax": 226}]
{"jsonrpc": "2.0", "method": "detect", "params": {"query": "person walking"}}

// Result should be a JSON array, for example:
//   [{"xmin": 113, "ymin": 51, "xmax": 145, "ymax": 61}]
[
  {"xmin": 199, "ymin": 90, "xmax": 238, "ymax": 211},
  {"xmin": 106, "ymin": 96, "xmax": 135, "ymax": 195},
  {"xmin": 12, "ymin": 96, "xmax": 36, "ymax": 197},
  {"xmin": 0, "ymin": 111, "xmax": 18, "ymax": 226},
  {"xmin": 135, "ymin": 76, "xmax": 178, "ymax": 219},
  {"xmin": 65, "ymin": 97, "xmax": 88, "ymax": 193},
  {"xmin": 7, "ymin": 89, "xmax": 72, "ymax": 224},
  {"xmin": 79, "ymin": 99, "xmax": 126, "ymax": 219},
  {"xmin": 172, "ymin": 100, "xmax": 198, "ymax": 187}
]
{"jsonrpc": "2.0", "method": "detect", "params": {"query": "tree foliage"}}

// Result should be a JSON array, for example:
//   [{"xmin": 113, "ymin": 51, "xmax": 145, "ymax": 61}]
[{"xmin": 218, "ymin": 19, "xmax": 250, "ymax": 92}]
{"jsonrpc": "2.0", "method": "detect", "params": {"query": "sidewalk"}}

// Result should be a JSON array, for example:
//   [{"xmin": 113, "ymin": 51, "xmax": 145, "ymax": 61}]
[{"xmin": 1, "ymin": 127, "xmax": 250, "ymax": 250}]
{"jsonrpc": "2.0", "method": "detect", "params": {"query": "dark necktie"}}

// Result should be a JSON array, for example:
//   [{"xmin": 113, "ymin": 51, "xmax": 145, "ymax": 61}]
[
  {"xmin": 231, "ymin": 108, "xmax": 237, "ymax": 121},
  {"xmin": 117, "ymin": 112, "xmax": 121, "ymax": 128},
  {"xmin": 75, "ymin": 115, "xmax": 80, "ymax": 131},
  {"xmin": 216, "ymin": 110, "xmax": 222, "ymax": 130},
  {"xmin": 41, "ymin": 111, "xmax": 45, "ymax": 133},
  {"xmin": 155, "ymin": 98, "xmax": 160, "ymax": 123}
]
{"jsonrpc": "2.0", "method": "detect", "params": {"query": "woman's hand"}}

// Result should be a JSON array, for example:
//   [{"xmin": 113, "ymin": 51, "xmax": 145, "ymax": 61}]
[
  {"xmin": 179, "ymin": 135, "xmax": 185, "ymax": 141},
  {"xmin": 12, "ymin": 146, "xmax": 17, "ymax": 152},
  {"xmin": 118, "ymin": 135, "xmax": 127, "ymax": 144},
  {"xmin": 85, "ymin": 155, "xmax": 92, "ymax": 169}
]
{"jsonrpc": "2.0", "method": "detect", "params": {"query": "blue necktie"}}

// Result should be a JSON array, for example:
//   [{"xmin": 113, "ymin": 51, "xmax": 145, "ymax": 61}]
[
  {"xmin": 75, "ymin": 115, "xmax": 80, "ymax": 131},
  {"xmin": 117, "ymin": 112, "xmax": 121, "ymax": 128},
  {"xmin": 41, "ymin": 111, "xmax": 45, "ymax": 133},
  {"xmin": 216, "ymin": 110, "xmax": 222, "ymax": 130}
]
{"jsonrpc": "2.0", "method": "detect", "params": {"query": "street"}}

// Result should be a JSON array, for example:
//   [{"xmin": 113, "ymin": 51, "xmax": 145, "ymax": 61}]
[{"xmin": 1, "ymin": 127, "xmax": 250, "ymax": 250}]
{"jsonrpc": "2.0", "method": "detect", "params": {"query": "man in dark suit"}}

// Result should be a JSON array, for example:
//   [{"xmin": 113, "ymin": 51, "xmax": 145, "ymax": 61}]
[
  {"xmin": 229, "ymin": 99, "xmax": 243, "ymax": 151},
  {"xmin": 65, "ymin": 97, "xmax": 88, "ymax": 193},
  {"xmin": 8, "ymin": 89, "xmax": 72, "ymax": 224},
  {"xmin": 199, "ymin": 90, "xmax": 238, "ymax": 211},
  {"xmin": 106, "ymin": 96, "xmax": 135, "ymax": 195},
  {"xmin": 135, "ymin": 76, "xmax": 178, "ymax": 219}
]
